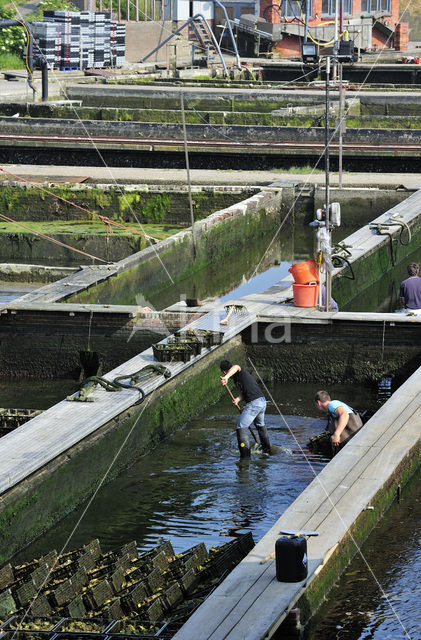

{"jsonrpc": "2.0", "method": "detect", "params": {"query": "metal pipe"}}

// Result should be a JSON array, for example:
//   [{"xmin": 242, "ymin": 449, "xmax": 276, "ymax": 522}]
[
  {"xmin": 213, "ymin": 0, "xmax": 241, "ymax": 70},
  {"xmin": 180, "ymin": 93, "xmax": 197, "ymax": 258},
  {"xmin": 325, "ymin": 56, "xmax": 332, "ymax": 312},
  {"xmin": 41, "ymin": 61, "xmax": 48, "ymax": 102},
  {"xmin": 142, "ymin": 14, "xmax": 228, "ymax": 75},
  {"xmin": 304, "ymin": 0, "xmax": 310, "ymax": 43},
  {"xmin": 338, "ymin": 62, "xmax": 343, "ymax": 188}
]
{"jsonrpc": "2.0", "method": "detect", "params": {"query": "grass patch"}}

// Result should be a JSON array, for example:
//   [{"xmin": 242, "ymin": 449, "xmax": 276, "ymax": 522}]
[
  {"xmin": 0, "ymin": 54, "xmax": 25, "ymax": 69},
  {"xmin": 0, "ymin": 220, "xmax": 184, "ymax": 238},
  {"xmin": 269, "ymin": 165, "xmax": 324, "ymax": 174}
]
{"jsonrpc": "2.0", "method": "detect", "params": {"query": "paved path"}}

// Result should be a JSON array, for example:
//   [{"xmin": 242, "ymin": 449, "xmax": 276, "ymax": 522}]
[{"xmin": 2, "ymin": 163, "xmax": 421, "ymax": 189}]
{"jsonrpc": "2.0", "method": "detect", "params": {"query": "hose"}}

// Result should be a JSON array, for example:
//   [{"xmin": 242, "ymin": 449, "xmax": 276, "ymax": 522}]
[
  {"xmin": 331, "ymin": 254, "xmax": 355, "ymax": 279},
  {"xmin": 369, "ymin": 224, "xmax": 398, "ymax": 266},
  {"xmin": 67, "ymin": 364, "xmax": 171, "ymax": 404}
]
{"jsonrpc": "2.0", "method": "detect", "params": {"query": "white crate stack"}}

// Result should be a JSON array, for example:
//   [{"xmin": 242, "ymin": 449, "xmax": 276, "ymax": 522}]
[
  {"xmin": 80, "ymin": 11, "xmax": 95, "ymax": 69},
  {"xmin": 35, "ymin": 10, "xmax": 126, "ymax": 69},
  {"xmin": 110, "ymin": 22, "xmax": 125, "ymax": 67},
  {"xmin": 32, "ymin": 21, "xmax": 62, "ymax": 70}
]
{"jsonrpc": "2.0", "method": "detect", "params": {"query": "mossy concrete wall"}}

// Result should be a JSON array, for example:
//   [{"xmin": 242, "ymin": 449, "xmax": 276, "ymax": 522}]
[
  {"xmin": 4, "ymin": 102, "xmax": 421, "ymax": 129},
  {"xmin": 244, "ymin": 320, "xmax": 421, "ymax": 385},
  {"xmin": 0, "ymin": 336, "xmax": 245, "ymax": 563},
  {"xmin": 0, "ymin": 183, "xmax": 252, "ymax": 225},
  {"xmin": 0, "ymin": 308, "xmax": 203, "ymax": 379},
  {"xmin": 0, "ymin": 231, "xmax": 146, "ymax": 266},
  {"xmin": 3, "ymin": 115, "xmax": 421, "ymax": 145},
  {"xmin": 67, "ymin": 190, "xmax": 283, "ymax": 306}
]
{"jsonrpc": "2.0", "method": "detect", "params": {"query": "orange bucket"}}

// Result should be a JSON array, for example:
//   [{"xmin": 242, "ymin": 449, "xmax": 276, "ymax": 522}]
[
  {"xmin": 289, "ymin": 259, "xmax": 319, "ymax": 284},
  {"xmin": 292, "ymin": 282, "xmax": 319, "ymax": 307}
]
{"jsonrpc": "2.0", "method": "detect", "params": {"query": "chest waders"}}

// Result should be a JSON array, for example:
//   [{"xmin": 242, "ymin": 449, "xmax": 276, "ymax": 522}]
[{"xmin": 328, "ymin": 410, "xmax": 363, "ymax": 445}]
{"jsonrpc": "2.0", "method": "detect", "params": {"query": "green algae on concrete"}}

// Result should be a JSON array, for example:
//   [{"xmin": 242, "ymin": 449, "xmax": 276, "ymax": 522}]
[
  {"xmin": 0, "ymin": 221, "xmax": 185, "ymax": 265},
  {"xmin": 0, "ymin": 184, "xmax": 251, "ymax": 225},
  {"xmin": 246, "ymin": 341, "xmax": 419, "ymax": 385},
  {"xmin": 68, "ymin": 197, "xmax": 282, "ymax": 306},
  {"xmin": 0, "ymin": 336, "xmax": 246, "ymax": 563},
  {"xmin": 333, "ymin": 219, "xmax": 421, "ymax": 310}
]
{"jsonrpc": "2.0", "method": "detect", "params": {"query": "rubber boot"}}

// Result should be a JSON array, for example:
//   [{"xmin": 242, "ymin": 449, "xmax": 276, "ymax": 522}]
[
  {"xmin": 236, "ymin": 427, "xmax": 251, "ymax": 458},
  {"xmin": 256, "ymin": 425, "xmax": 271, "ymax": 454}
]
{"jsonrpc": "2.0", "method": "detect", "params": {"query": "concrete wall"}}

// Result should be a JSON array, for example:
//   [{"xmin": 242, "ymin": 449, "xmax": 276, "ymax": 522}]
[
  {"xmin": 3, "ymin": 116, "xmax": 421, "ymax": 144},
  {"xmin": 124, "ymin": 21, "xmax": 191, "ymax": 63}
]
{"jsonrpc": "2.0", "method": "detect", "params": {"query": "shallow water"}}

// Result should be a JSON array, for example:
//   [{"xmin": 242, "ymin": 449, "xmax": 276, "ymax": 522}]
[
  {"xmin": 303, "ymin": 467, "xmax": 421, "ymax": 640},
  {"xmin": 11, "ymin": 380, "xmax": 385, "ymax": 563},
  {"xmin": 0, "ymin": 284, "xmax": 39, "ymax": 303}
]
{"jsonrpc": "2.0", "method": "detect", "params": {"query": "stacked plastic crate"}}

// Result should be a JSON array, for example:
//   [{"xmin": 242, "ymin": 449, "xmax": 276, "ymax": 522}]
[
  {"xmin": 80, "ymin": 11, "xmax": 95, "ymax": 69},
  {"xmin": 104, "ymin": 12, "xmax": 112, "ymax": 67},
  {"xmin": 93, "ymin": 12, "xmax": 106, "ymax": 68},
  {"xmin": 110, "ymin": 21, "xmax": 125, "ymax": 67},
  {"xmin": 33, "ymin": 11, "xmax": 126, "ymax": 69},
  {"xmin": 31, "ymin": 21, "xmax": 62, "ymax": 69}
]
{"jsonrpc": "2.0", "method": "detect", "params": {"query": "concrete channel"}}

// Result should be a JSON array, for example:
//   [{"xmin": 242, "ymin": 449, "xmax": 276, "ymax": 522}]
[{"xmin": 0, "ymin": 172, "xmax": 420, "ymax": 637}]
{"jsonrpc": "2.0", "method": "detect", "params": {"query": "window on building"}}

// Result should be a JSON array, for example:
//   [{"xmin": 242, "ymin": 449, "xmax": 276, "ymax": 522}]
[
  {"xmin": 322, "ymin": 0, "xmax": 352, "ymax": 14},
  {"xmin": 361, "ymin": 0, "xmax": 390, "ymax": 12},
  {"xmin": 283, "ymin": 0, "xmax": 311, "ymax": 19}
]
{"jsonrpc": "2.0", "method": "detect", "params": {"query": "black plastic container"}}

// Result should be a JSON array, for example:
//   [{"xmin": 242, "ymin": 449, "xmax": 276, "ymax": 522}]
[{"xmin": 275, "ymin": 535, "xmax": 307, "ymax": 582}]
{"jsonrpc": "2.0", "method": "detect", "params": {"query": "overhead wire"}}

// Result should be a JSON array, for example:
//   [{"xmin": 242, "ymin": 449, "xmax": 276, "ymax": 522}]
[
  {"xmin": 0, "ymin": 211, "xmax": 107, "ymax": 262},
  {"xmin": 9, "ymin": 0, "xmax": 175, "ymax": 282},
  {"xmin": 0, "ymin": 166, "xmax": 158, "ymax": 241},
  {"xmin": 6, "ymin": 6, "xmax": 415, "ymax": 636},
  {"xmin": 248, "ymin": 357, "xmax": 413, "ymax": 640}
]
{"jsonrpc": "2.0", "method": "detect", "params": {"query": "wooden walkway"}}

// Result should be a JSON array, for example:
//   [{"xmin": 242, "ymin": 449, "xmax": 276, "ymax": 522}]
[
  {"xmin": 172, "ymin": 364, "xmax": 421, "ymax": 640},
  {"xmin": 0, "ymin": 306, "xmax": 255, "ymax": 495},
  {"xmin": 15, "ymin": 264, "xmax": 118, "ymax": 304}
]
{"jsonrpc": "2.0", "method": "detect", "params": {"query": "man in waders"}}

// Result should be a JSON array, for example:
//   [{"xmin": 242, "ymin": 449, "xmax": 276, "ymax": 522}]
[
  {"xmin": 315, "ymin": 390, "xmax": 363, "ymax": 451},
  {"xmin": 220, "ymin": 360, "xmax": 271, "ymax": 458}
]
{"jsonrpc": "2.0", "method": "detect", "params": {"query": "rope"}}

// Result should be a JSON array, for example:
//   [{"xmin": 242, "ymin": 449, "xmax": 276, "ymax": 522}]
[
  {"xmin": 0, "ymin": 166, "xmax": 157, "ymax": 242},
  {"xmin": 0, "ymin": 212, "xmax": 106, "ymax": 263}
]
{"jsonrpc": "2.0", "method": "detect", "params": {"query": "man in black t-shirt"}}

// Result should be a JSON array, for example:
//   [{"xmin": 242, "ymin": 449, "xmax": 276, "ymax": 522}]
[{"xmin": 220, "ymin": 360, "xmax": 271, "ymax": 458}]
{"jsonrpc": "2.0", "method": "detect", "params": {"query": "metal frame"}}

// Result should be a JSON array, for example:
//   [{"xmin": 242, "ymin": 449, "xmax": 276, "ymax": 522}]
[{"xmin": 141, "ymin": 14, "xmax": 228, "ymax": 74}]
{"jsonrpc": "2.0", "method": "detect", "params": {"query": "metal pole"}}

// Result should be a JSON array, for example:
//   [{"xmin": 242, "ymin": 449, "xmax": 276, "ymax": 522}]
[
  {"xmin": 180, "ymin": 94, "xmax": 197, "ymax": 258},
  {"xmin": 325, "ymin": 56, "xmax": 331, "ymax": 312},
  {"xmin": 213, "ymin": 0, "xmax": 241, "ymax": 70},
  {"xmin": 304, "ymin": 0, "xmax": 310, "ymax": 44},
  {"xmin": 338, "ymin": 61, "xmax": 343, "ymax": 188},
  {"xmin": 41, "ymin": 62, "xmax": 48, "ymax": 102},
  {"xmin": 325, "ymin": 56, "xmax": 330, "ymax": 219}
]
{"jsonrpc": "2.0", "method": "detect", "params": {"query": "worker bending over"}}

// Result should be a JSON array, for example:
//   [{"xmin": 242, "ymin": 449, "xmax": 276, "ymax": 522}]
[
  {"xmin": 220, "ymin": 360, "xmax": 271, "ymax": 458},
  {"xmin": 315, "ymin": 390, "xmax": 363, "ymax": 450}
]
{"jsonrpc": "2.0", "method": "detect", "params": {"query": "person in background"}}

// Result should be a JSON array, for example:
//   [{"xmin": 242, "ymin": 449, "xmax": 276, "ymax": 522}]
[
  {"xmin": 315, "ymin": 390, "xmax": 363, "ymax": 450},
  {"xmin": 220, "ymin": 361, "xmax": 271, "ymax": 458},
  {"xmin": 400, "ymin": 263, "xmax": 421, "ymax": 311}
]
